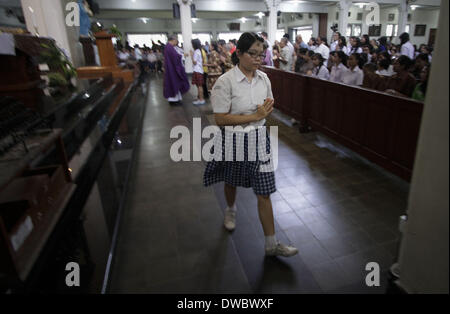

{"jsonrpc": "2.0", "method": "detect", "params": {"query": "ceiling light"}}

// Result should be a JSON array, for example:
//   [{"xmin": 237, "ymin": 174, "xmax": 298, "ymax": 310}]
[
  {"xmin": 411, "ymin": 5, "xmax": 419, "ymax": 10},
  {"xmin": 255, "ymin": 12, "xmax": 265, "ymax": 19},
  {"xmin": 191, "ymin": 18, "xmax": 198, "ymax": 23},
  {"xmin": 240, "ymin": 17, "xmax": 247, "ymax": 23}
]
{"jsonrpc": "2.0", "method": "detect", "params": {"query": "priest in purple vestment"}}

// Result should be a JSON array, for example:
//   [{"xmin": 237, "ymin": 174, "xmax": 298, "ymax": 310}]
[{"xmin": 163, "ymin": 35, "xmax": 190, "ymax": 104}]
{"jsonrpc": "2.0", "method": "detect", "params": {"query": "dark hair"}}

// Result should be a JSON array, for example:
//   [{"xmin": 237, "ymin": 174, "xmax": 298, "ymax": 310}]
[
  {"xmin": 191, "ymin": 38, "xmax": 202, "ymax": 50},
  {"xmin": 335, "ymin": 51, "xmax": 348, "ymax": 65},
  {"xmin": 263, "ymin": 42, "xmax": 269, "ymax": 50},
  {"xmin": 312, "ymin": 53, "xmax": 325, "ymax": 75},
  {"xmin": 231, "ymin": 32, "xmax": 264, "ymax": 65},
  {"xmin": 400, "ymin": 32, "xmax": 410, "ymax": 44},
  {"xmin": 283, "ymin": 33, "xmax": 290, "ymax": 40},
  {"xmin": 362, "ymin": 44, "xmax": 373, "ymax": 54},
  {"xmin": 309, "ymin": 37, "xmax": 317, "ymax": 46},
  {"xmin": 298, "ymin": 48, "xmax": 308, "ymax": 55},
  {"xmin": 211, "ymin": 41, "xmax": 219, "ymax": 52},
  {"xmin": 306, "ymin": 50, "xmax": 315, "ymax": 58},
  {"xmin": 362, "ymin": 34, "xmax": 370, "ymax": 44},
  {"xmin": 396, "ymin": 55, "xmax": 414, "ymax": 70},
  {"xmin": 363, "ymin": 62, "xmax": 377, "ymax": 73},
  {"xmin": 351, "ymin": 37, "xmax": 361, "ymax": 48},
  {"xmin": 420, "ymin": 66, "xmax": 430, "ymax": 95},
  {"xmin": 360, "ymin": 53, "xmax": 369, "ymax": 66},
  {"xmin": 379, "ymin": 36, "xmax": 388, "ymax": 47},
  {"xmin": 416, "ymin": 53, "xmax": 430, "ymax": 64},
  {"xmin": 378, "ymin": 58, "xmax": 391, "ymax": 70},
  {"xmin": 319, "ymin": 36, "xmax": 328, "ymax": 46},
  {"xmin": 218, "ymin": 39, "xmax": 226, "ymax": 46},
  {"xmin": 338, "ymin": 36, "xmax": 347, "ymax": 48},
  {"xmin": 350, "ymin": 53, "xmax": 364, "ymax": 69},
  {"xmin": 261, "ymin": 32, "xmax": 268, "ymax": 38}
]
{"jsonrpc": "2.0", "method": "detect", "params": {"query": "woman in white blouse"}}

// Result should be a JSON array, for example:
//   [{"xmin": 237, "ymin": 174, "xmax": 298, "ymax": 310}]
[
  {"xmin": 336, "ymin": 36, "xmax": 350, "ymax": 56},
  {"xmin": 329, "ymin": 51, "xmax": 348, "ymax": 84},
  {"xmin": 308, "ymin": 53, "xmax": 330, "ymax": 80},
  {"xmin": 342, "ymin": 53, "xmax": 364, "ymax": 86},
  {"xmin": 204, "ymin": 32, "xmax": 298, "ymax": 258}
]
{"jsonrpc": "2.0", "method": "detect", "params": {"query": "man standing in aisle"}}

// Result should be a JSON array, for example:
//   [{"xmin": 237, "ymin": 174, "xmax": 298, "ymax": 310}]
[
  {"xmin": 163, "ymin": 35, "xmax": 190, "ymax": 105},
  {"xmin": 399, "ymin": 32, "xmax": 415, "ymax": 60},
  {"xmin": 279, "ymin": 38, "xmax": 293, "ymax": 72}
]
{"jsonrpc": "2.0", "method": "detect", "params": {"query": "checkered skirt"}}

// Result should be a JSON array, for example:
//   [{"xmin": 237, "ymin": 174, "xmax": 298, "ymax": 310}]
[{"xmin": 203, "ymin": 127, "xmax": 276, "ymax": 195}]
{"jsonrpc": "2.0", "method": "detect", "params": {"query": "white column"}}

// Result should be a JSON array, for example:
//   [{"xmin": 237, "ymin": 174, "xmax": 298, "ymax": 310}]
[
  {"xmin": 265, "ymin": 0, "xmax": 281, "ymax": 44},
  {"xmin": 178, "ymin": 0, "xmax": 193, "ymax": 74},
  {"xmin": 398, "ymin": 0, "xmax": 408, "ymax": 39},
  {"xmin": 338, "ymin": 0, "xmax": 351, "ymax": 37},
  {"xmin": 312, "ymin": 13, "xmax": 320, "ymax": 38},
  {"xmin": 21, "ymin": 0, "xmax": 73, "ymax": 60},
  {"xmin": 395, "ymin": 0, "xmax": 449, "ymax": 294}
]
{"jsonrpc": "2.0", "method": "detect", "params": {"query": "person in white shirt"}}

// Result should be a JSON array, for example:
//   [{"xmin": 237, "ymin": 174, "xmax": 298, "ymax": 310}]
[
  {"xmin": 308, "ymin": 37, "xmax": 317, "ymax": 51},
  {"xmin": 376, "ymin": 58, "xmax": 395, "ymax": 77},
  {"xmin": 134, "ymin": 45, "xmax": 143, "ymax": 61},
  {"xmin": 336, "ymin": 36, "xmax": 350, "ymax": 55},
  {"xmin": 343, "ymin": 53, "xmax": 364, "ymax": 86},
  {"xmin": 309, "ymin": 53, "xmax": 330, "ymax": 80},
  {"xmin": 329, "ymin": 51, "xmax": 348, "ymax": 83},
  {"xmin": 147, "ymin": 49, "xmax": 157, "ymax": 72},
  {"xmin": 330, "ymin": 32, "xmax": 341, "ymax": 52},
  {"xmin": 118, "ymin": 47, "xmax": 130, "ymax": 63},
  {"xmin": 279, "ymin": 38, "xmax": 293, "ymax": 72},
  {"xmin": 260, "ymin": 32, "xmax": 272, "ymax": 53},
  {"xmin": 376, "ymin": 51, "xmax": 395, "ymax": 76},
  {"xmin": 283, "ymin": 34, "xmax": 295, "ymax": 57},
  {"xmin": 315, "ymin": 37, "xmax": 330, "ymax": 66},
  {"xmin": 206, "ymin": 31, "xmax": 298, "ymax": 258},
  {"xmin": 190, "ymin": 38, "xmax": 205, "ymax": 105},
  {"xmin": 349, "ymin": 37, "xmax": 363, "ymax": 54},
  {"xmin": 399, "ymin": 33, "xmax": 415, "ymax": 60}
]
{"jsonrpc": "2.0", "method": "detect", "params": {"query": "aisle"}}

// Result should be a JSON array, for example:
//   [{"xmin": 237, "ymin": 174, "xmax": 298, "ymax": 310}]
[{"xmin": 109, "ymin": 75, "xmax": 409, "ymax": 294}]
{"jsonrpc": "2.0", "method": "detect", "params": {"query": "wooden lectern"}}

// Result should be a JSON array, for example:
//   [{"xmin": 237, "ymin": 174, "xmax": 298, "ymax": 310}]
[
  {"xmin": 77, "ymin": 31, "xmax": 135, "ymax": 85},
  {"xmin": 94, "ymin": 31, "xmax": 118, "ymax": 68}
]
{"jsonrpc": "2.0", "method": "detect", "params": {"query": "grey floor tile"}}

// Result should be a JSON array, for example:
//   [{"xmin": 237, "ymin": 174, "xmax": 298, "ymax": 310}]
[{"xmin": 276, "ymin": 212, "xmax": 304, "ymax": 230}]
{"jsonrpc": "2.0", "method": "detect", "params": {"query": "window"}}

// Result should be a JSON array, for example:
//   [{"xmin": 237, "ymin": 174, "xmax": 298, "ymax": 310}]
[
  {"xmin": 276, "ymin": 29, "xmax": 285, "ymax": 42},
  {"xmin": 357, "ymin": 13, "xmax": 363, "ymax": 21},
  {"xmin": 386, "ymin": 24, "xmax": 398, "ymax": 37},
  {"xmin": 346, "ymin": 25, "xmax": 352, "ymax": 37},
  {"xmin": 293, "ymin": 26, "xmax": 313, "ymax": 43},
  {"xmin": 177, "ymin": 33, "xmax": 211, "ymax": 45},
  {"xmin": 347, "ymin": 24, "xmax": 362, "ymax": 37},
  {"xmin": 218, "ymin": 32, "xmax": 242, "ymax": 42},
  {"xmin": 127, "ymin": 34, "xmax": 168, "ymax": 47}
]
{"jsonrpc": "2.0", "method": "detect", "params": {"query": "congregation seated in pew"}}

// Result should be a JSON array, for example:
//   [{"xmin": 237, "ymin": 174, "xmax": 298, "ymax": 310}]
[{"xmin": 267, "ymin": 32, "xmax": 432, "ymax": 102}]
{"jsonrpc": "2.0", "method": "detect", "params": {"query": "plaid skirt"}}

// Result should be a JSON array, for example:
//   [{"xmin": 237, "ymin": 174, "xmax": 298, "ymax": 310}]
[
  {"xmin": 192, "ymin": 72, "xmax": 204, "ymax": 86},
  {"xmin": 203, "ymin": 127, "xmax": 276, "ymax": 196}
]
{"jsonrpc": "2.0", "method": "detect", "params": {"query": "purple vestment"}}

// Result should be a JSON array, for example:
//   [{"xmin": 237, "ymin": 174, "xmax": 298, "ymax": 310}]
[{"xmin": 163, "ymin": 43, "xmax": 190, "ymax": 99}]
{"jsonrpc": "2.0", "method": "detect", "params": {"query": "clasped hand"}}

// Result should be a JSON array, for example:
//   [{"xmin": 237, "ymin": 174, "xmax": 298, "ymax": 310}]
[{"xmin": 256, "ymin": 98, "xmax": 274, "ymax": 119}]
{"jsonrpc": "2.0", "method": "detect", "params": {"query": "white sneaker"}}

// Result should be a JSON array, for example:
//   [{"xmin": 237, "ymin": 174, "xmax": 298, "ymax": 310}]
[
  {"xmin": 196, "ymin": 100, "xmax": 206, "ymax": 105},
  {"xmin": 265, "ymin": 242, "xmax": 299, "ymax": 257},
  {"xmin": 224, "ymin": 209, "xmax": 236, "ymax": 231},
  {"xmin": 193, "ymin": 100, "xmax": 200, "ymax": 105}
]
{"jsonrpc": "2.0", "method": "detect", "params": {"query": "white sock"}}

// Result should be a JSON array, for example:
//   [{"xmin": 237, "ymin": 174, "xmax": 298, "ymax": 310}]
[
  {"xmin": 226, "ymin": 204, "xmax": 237, "ymax": 212},
  {"xmin": 265, "ymin": 235, "xmax": 278, "ymax": 249}
]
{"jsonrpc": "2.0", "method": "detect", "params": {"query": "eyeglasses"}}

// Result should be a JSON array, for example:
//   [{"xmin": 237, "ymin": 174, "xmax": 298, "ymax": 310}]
[{"xmin": 245, "ymin": 50, "xmax": 265, "ymax": 59}]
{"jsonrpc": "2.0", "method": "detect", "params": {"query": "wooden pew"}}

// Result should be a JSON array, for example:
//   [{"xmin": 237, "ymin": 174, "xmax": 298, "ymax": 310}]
[{"xmin": 261, "ymin": 66, "xmax": 424, "ymax": 182}]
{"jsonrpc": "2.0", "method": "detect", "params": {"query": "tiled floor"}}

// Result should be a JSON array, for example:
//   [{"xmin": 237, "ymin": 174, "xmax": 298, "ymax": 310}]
[{"xmin": 108, "ymin": 75, "xmax": 410, "ymax": 294}]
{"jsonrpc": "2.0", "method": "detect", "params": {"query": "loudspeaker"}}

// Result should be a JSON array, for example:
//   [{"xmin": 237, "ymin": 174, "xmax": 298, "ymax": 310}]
[
  {"xmin": 173, "ymin": 3, "xmax": 180, "ymax": 19},
  {"xmin": 228, "ymin": 23, "xmax": 240, "ymax": 31}
]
